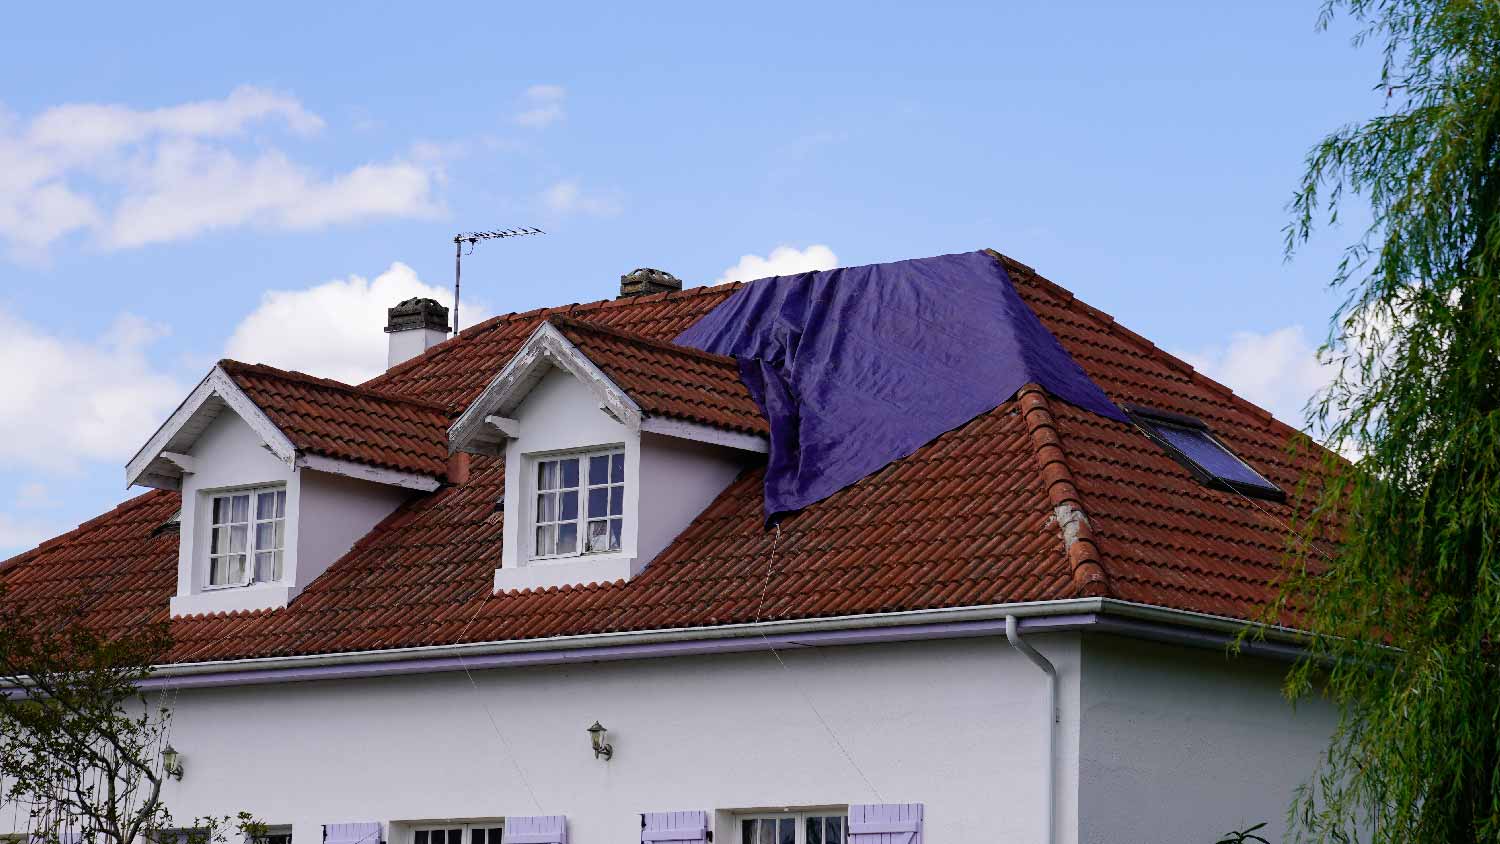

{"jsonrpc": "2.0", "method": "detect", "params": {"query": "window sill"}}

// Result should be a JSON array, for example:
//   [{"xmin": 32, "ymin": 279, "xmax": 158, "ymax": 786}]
[
  {"xmin": 494, "ymin": 554, "xmax": 645, "ymax": 593},
  {"xmin": 170, "ymin": 583, "xmax": 293, "ymax": 617}
]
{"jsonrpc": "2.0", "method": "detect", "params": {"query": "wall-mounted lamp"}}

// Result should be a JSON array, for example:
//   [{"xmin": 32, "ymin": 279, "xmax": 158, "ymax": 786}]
[
  {"xmin": 162, "ymin": 745, "xmax": 184, "ymax": 780},
  {"xmin": 586, "ymin": 721, "xmax": 613, "ymax": 760}
]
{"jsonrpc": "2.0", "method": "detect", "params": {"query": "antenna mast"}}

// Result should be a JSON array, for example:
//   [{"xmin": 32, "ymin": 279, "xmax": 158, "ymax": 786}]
[{"xmin": 453, "ymin": 227, "xmax": 546, "ymax": 332}]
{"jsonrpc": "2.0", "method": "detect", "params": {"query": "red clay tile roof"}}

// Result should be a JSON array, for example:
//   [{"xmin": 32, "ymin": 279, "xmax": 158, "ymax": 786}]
[
  {"xmin": 547, "ymin": 315, "xmax": 768, "ymax": 437},
  {"xmin": 0, "ymin": 251, "xmax": 1338, "ymax": 664},
  {"xmin": 219, "ymin": 360, "xmax": 451, "ymax": 478}
]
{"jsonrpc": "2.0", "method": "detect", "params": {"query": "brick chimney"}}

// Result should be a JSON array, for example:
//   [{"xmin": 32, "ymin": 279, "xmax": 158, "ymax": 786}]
[
  {"xmin": 385, "ymin": 298, "xmax": 450, "ymax": 369},
  {"xmin": 618, "ymin": 268, "xmax": 682, "ymax": 299}
]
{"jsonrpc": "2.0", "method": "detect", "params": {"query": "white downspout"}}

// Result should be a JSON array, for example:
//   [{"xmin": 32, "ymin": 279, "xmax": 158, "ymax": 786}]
[{"xmin": 1006, "ymin": 614, "xmax": 1057, "ymax": 844}]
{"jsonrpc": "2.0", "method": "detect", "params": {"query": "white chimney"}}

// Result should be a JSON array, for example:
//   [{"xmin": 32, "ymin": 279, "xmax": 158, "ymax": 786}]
[{"xmin": 385, "ymin": 297, "xmax": 451, "ymax": 370}]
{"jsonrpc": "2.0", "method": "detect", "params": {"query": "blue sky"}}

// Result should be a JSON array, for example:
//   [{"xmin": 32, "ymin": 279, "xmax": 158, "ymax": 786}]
[{"xmin": 0, "ymin": 1, "xmax": 1379, "ymax": 554}]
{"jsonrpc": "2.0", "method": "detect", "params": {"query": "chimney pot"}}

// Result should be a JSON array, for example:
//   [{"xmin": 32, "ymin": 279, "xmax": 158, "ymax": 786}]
[
  {"xmin": 385, "ymin": 297, "xmax": 451, "ymax": 369},
  {"xmin": 618, "ymin": 268, "xmax": 682, "ymax": 299}
]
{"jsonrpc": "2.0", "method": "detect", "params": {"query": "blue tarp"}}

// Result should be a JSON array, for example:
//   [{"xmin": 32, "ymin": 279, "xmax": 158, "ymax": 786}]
[{"xmin": 676, "ymin": 250, "xmax": 1127, "ymax": 521}]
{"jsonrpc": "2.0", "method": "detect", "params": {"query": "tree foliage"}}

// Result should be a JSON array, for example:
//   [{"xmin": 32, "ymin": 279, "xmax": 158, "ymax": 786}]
[
  {"xmin": 0, "ymin": 587, "xmax": 256, "ymax": 844},
  {"xmin": 1280, "ymin": 1, "xmax": 1500, "ymax": 841}
]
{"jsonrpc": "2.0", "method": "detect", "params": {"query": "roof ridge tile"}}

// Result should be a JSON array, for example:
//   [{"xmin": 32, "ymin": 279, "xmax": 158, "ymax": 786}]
[{"xmin": 1016, "ymin": 384, "xmax": 1112, "ymax": 598}]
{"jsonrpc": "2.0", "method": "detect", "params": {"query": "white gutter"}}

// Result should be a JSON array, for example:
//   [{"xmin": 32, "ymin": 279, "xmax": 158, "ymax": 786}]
[
  {"xmin": 1007, "ymin": 614, "xmax": 1058, "ymax": 844},
  {"xmin": 154, "ymin": 598, "xmax": 1104, "ymax": 677},
  {"xmin": 149, "ymin": 597, "xmax": 1311, "ymax": 680}
]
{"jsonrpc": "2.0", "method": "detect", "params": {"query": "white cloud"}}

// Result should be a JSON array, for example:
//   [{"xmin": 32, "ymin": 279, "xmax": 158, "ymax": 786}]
[
  {"xmin": 0, "ymin": 86, "xmax": 440, "ymax": 258},
  {"xmin": 515, "ymin": 84, "xmax": 566, "ymax": 128},
  {"xmin": 16, "ymin": 482, "xmax": 58, "ymax": 509},
  {"xmin": 0, "ymin": 309, "xmax": 184, "ymax": 473},
  {"xmin": 1177, "ymin": 325, "xmax": 1334, "ymax": 430},
  {"xmin": 105, "ymin": 141, "xmax": 440, "ymax": 248},
  {"xmin": 0, "ymin": 512, "xmax": 62, "ymax": 555},
  {"xmin": 541, "ymin": 179, "xmax": 621, "ymax": 216},
  {"xmin": 717, "ymin": 244, "xmax": 839, "ymax": 283},
  {"xmin": 224, "ymin": 262, "xmax": 489, "ymax": 385}
]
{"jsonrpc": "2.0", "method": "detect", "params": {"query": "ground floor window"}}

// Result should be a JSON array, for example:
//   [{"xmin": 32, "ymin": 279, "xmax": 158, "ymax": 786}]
[
  {"xmin": 739, "ymin": 813, "xmax": 846, "ymax": 844},
  {"xmin": 410, "ymin": 824, "xmax": 503, "ymax": 844},
  {"xmin": 252, "ymin": 826, "xmax": 292, "ymax": 844}
]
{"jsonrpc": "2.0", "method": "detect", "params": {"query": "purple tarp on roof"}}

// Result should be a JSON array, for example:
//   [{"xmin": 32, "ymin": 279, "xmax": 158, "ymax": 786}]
[{"xmin": 675, "ymin": 250, "xmax": 1127, "ymax": 521}]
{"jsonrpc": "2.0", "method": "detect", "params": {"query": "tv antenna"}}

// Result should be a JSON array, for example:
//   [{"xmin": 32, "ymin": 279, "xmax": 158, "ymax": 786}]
[{"xmin": 452, "ymin": 227, "xmax": 546, "ymax": 332}]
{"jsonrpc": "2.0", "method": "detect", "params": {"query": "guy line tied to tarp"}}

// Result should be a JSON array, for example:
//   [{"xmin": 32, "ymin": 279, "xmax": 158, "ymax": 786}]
[{"xmin": 675, "ymin": 249, "xmax": 1127, "ymax": 523}]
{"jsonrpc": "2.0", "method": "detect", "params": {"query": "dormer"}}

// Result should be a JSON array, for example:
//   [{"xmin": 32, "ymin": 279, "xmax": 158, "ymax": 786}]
[
  {"xmin": 450, "ymin": 317, "xmax": 768, "ymax": 591},
  {"xmin": 126, "ymin": 361, "xmax": 450, "ymax": 616}
]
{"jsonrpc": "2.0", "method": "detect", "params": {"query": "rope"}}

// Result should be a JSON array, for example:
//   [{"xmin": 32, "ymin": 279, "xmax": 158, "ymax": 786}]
[{"xmin": 753, "ymin": 522, "xmax": 884, "ymax": 802}]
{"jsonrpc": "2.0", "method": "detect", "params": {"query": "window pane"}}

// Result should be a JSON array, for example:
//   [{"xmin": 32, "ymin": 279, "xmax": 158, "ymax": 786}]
[
  {"xmin": 759, "ymin": 821, "xmax": 775, "ymax": 844},
  {"xmin": 255, "ymin": 551, "xmax": 281, "ymax": 583},
  {"xmin": 447, "ymin": 831, "xmax": 462, "ymax": 844},
  {"xmin": 557, "ymin": 523, "xmax": 577, "ymax": 554},
  {"xmin": 471, "ymin": 831, "xmax": 485, "ymax": 844},
  {"xmin": 560, "ymin": 457, "xmax": 579, "ymax": 488},
  {"xmin": 256, "ymin": 492, "xmax": 277, "ymax": 521},
  {"xmin": 608, "ymin": 518, "xmax": 622, "ymax": 551},
  {"xmin": 536, "ymin": 492, "xmax": 557, "ymax": 522},
  {"xmin": 415, "ymin": 832, "xmax": 428, "ymax": 844},
  {"xmin": 209, "ymin": 558, "xmax": 224, "ymax": 585},
  {"xmin": 536, "ymin": 525, "xmax": 556, "ymax": 556},
  {"xmin": 538, "ymin": 460, "xmax": 558, "ymax": 490},
  {"xmin": 807, "ymin": 818, "xmax": 822, "ymax": 844},
  {"xmin": 560, "ymin": 490, "xmax": 578, "ymax": 521},
  {"xmin": 589, "ymin": 454, "xmax": 610, "ymax": 485},
  {"xmin": 274, "ymin": 519, "xmax": 285, "ymax": 548},
  {"xmin": 588, "ymin": 488, "xmax": 608, "ymax": 518},
  {"xmin": 255, "ymin": 521, "xmax": 277, "ymax": 551},
  {"xmin": 829, "ymin": 817, "xmax": 843, "ymax": 844},
  {"xmin": 212, "ymin": 496, "xmax": 229, "ymax": 523},
  {"xmin": 741, "ymin": 821, "xmax": 755, "ymax": 844},
  {"xmin": 230, "ymin": 494, "xmax": 250, "ymax": 522},
  {"xmin": 587, "ymin": 520, "xmax": 609, "ymax": 552},
  {"xmin": 779, "ymin": 819, "xmax": 794, "ymax": 844},
  {"xmin": 609, "ymin": 486, "xmax": 623, "ymax": 516},
  {"xmin": 229, "ymin": 524, "xmax": 247, "ymax": 553},
  {"xmin": 227, "ymin": 555, "xmax": 246, "ymax": 584},
  {"xmin": 211, "ymin": 526, "xmax": 227, "ymax": 555},
  {"xmin": 611, "ymin": 452, "xmax": 625, "ymax": 481}
]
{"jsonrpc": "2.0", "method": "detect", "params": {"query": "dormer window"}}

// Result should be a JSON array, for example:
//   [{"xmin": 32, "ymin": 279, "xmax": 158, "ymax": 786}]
[
  {"xmin": 533, "ymin": 449, "xmax": 625, "ymax": 559},
  {"xmin": 208, "ymin": 485, "xmax": 286, "ymax": 586}
]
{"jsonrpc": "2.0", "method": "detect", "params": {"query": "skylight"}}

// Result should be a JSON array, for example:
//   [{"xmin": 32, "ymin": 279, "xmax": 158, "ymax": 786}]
[{"xmin": 1126, "ymin": 406, "xmax": 1285, "ymax": 502}]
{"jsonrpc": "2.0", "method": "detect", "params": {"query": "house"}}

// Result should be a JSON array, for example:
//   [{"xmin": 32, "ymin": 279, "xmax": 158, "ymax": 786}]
[{"xmin": 0, "ymin": 250, "xmax": 1340, "ymax": 844}]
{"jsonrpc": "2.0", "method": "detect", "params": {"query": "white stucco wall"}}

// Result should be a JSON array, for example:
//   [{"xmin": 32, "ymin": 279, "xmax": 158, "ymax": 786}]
[
  {"xmin": 295, "ymin": 469, "xmax": 412, "ymax": 596},
  {"xmin": 143, "ymin": 635, "xmax": 1077, "ymax": 844},
  {"xmin": 1076, "ymin": 635, "xmax": 1337, "ymax": 844}
]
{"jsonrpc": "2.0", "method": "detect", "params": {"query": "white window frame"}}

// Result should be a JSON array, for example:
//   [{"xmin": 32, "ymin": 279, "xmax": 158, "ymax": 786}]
[
  {"xmin": 737, "ymin": 810, "xmax": 848, "ymax": 844},
  {"xmin": 204, "ymin": 484, "xmax": 286, "ymax": 589},
  {"xmin": 528, "ymin": 446, "xmax": 626, "ymax": 562},
  {"xmin": 406, "ymin": 823, "xmax": 504, "ymax": 844}
]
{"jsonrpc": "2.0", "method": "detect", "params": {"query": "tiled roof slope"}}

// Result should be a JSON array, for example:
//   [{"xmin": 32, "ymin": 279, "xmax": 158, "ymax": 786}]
[
  {"xmin": 220, "ymin": 360, "xmax": 451, "ymax": 478},
  {"xmin": 0, "ymin": 251, "xmax": 1336, "ymax": 663},
  {"xmin": 548, "ymin": 315, "xmax": 768, "ymax": 436}
]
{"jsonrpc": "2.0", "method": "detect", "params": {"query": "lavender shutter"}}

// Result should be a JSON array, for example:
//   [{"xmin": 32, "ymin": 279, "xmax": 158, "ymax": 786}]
[
  {"xmin": 848, "ymin": 804, "xmax": 924, "ymax": 844},
  {"xmin": 324, "ymin": 823, "xmax": 383, "ymax": 844},
  {"xmin": 501, "ymin": 816, "xmax": 568, "ymax": 844},
  {"xmin": 640, "ymin": 811, "xmax": 709, "ymax": 843}
]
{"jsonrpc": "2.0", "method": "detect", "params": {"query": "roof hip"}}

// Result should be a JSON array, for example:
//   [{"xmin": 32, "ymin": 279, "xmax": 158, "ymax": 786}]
[{"xmin": 1017, "ymin": 383, "xmax": 1112, "ymax": 599}]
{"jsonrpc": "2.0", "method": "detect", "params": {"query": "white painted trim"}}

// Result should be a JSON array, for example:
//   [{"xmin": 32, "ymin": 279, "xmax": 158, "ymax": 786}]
[
  {"xmin": 484, "ymin": 415, "xmax": 522, "ymax": 438},
  {"xmin": 294, "ymin": 454, "xmax": 441, "ymax": 492},
  {"xmin": 639, "ymin": 416, "xmax": 768, "ymax": 453},
  {"xmin": 126, "ymin": 366, "xmax": 298, "ymax": 490},
  {"xmin": 160, "ymin": 451, "xmax": 198, "ymax": 473},
  {"xmin": 449, "ymin": 321, "xmax": 644, "ymax": 456}
]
